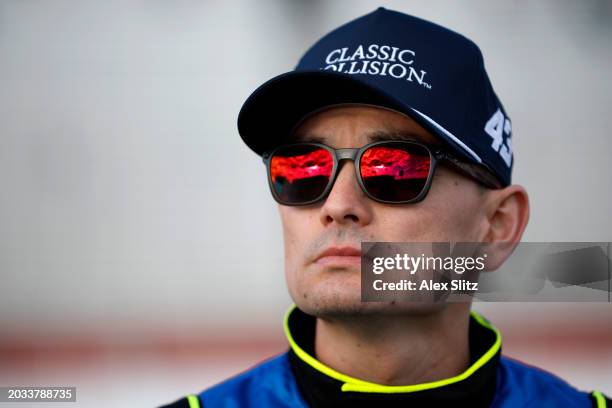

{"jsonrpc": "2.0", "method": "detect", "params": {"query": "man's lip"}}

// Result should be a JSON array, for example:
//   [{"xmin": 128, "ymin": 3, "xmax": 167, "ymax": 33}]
[{"xmin": 314, "ymin": 246, "xmax": 364, "ymax": 265}]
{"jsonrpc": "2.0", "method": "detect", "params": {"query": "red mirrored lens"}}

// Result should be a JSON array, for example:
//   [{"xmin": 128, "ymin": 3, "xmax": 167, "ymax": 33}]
[
  {"xmin": 270, "ymin": 145, "xmax": 334, "ymax": 203},
  {"xmin": 360, "ymin": 144, "xmax": 431, "ymax": 202}
]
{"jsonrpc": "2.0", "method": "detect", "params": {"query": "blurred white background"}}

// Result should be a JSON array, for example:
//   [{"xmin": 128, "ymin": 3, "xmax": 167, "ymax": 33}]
[{"xmin": 0, "ymin": 1, "xmax": 611, "ymax": 406}]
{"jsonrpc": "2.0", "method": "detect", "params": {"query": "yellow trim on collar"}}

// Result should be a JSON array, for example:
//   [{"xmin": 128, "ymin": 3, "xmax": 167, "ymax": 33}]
[
  {"xmin": 593, "ymin": 391, "xmax": 607, "ymax": 408},
  {"xmin": 186, "ymin": 394, "xmax": 200, "ymax": 408},
  {"xmin": 283, "ymin": 304, "xmax": 502, "ymax": 393}
]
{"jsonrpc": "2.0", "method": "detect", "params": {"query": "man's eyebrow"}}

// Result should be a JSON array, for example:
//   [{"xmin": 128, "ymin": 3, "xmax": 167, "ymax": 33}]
[
  {"xmin": 290, "ymin": 130, "xmax": 440, "ymax": 145},
  {"xmin": 367, "ymin": 130, "xmax": 433, "ymax": 144},
  {"xmin": 290, "ymin": 133, "xmax": 326, "ymax": 144}
]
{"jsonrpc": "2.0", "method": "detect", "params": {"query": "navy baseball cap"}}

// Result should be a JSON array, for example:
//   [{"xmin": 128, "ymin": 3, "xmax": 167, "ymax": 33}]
[{"xmin": 238, "ymin": 7, "xmax": 513, "ymax": 186}]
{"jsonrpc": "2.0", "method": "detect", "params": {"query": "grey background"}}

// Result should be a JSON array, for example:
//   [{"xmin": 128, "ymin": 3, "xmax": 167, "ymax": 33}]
[{"xmin": 0, "ymin": 2, "xmax": 611, "ymax": 401}]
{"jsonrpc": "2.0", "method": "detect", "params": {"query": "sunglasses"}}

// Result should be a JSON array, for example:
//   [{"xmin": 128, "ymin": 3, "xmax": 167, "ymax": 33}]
[{"xmin": 262, "ymin": 140, "xmax": 501, "ymax": 206}]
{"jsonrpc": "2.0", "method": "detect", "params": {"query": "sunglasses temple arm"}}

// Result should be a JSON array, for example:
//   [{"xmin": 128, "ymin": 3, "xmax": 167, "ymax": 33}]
[{"xmin": 438, "ymin": 153, "xmax": 503, "ymax": 189}]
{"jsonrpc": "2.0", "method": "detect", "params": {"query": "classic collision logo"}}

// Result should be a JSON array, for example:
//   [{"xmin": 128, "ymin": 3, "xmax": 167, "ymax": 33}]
[{"xmin": 321, "ymin": 44, "xmax": 432, "ymax": 89}]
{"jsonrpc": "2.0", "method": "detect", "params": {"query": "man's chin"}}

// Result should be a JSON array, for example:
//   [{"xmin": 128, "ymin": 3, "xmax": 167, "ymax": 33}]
[{"xmin": 290, "ymin": 268, "xmax": 447, "ymax": 317}]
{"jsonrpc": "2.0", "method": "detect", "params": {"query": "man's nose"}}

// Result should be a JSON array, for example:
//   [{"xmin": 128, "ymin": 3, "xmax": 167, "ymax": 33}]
[{"xmin": 319, "ymin": 161, "xmax": 373, "ymax": 226}]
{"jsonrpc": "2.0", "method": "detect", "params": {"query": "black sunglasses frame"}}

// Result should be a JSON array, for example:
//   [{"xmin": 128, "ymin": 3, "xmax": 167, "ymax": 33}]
[{"xmin": 262, "ymin": 140, "xmax": 501, "ymax": 206}]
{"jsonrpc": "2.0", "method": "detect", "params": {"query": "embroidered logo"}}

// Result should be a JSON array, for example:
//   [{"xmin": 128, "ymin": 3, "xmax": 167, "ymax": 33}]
[{"xmin": 321, "ymin": 44, "xmax": 432, "ymax": 90}]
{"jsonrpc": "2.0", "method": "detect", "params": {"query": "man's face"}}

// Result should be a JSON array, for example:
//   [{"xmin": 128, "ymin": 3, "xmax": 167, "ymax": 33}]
[{"xmin": 279, "ymin": 105, "xmax": 489, "ymax": 317}]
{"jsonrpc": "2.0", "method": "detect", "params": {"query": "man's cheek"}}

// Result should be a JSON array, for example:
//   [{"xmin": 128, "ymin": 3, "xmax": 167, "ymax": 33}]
[
  {"xmin": 382, "ymin": 213, "xmax": 435, "ymax": 241},
  {"xmin": 284, "ymin": 227, "xmax": 303, "ymax": 259}
]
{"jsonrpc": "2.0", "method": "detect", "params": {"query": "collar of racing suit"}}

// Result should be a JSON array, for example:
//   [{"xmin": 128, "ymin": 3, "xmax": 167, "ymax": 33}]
[{"xmin": 285, "ymin": 304, "xmax": 501, "ymax": 408}]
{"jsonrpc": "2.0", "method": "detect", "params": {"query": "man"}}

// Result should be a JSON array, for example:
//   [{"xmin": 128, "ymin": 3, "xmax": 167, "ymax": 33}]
[{"xmin": 162, "ymin": 8, "xmax": 610, "ymax": 408}]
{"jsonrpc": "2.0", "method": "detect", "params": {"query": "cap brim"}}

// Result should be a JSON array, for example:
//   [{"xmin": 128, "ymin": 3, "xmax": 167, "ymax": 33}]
[{"xmin": 237, "ymin": 70, "xmax": 482, "ymax": 165}]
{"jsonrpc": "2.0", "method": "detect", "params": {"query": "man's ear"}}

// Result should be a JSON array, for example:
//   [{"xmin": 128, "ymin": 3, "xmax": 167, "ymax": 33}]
[{"xmin": 479, "ymin": 185, "xmax": 530, "ymax": 270}]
